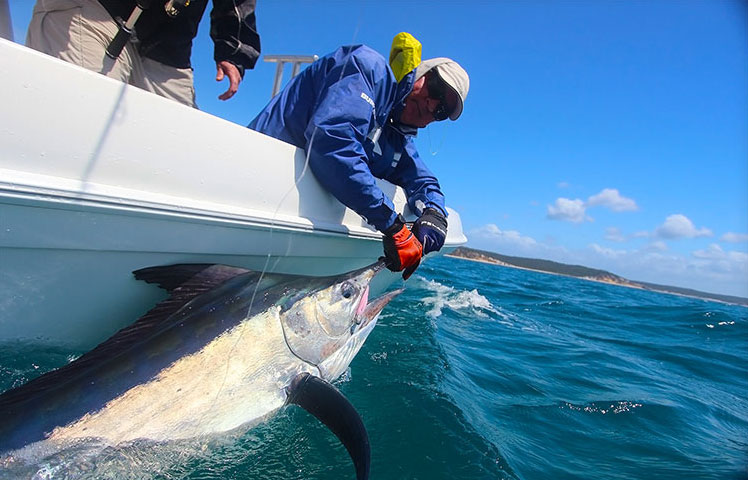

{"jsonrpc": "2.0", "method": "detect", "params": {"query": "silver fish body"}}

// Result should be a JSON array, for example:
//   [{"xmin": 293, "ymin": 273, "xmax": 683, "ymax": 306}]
[{"xmin": 0, "ymin": 261, "xmax": 399, "ymax": 479}]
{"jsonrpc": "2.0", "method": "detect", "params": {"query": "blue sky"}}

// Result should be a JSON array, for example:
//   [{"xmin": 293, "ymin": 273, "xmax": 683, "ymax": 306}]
[{"xmin": 7, "ymin": 1, "xmax": 747, "ymax": 297}]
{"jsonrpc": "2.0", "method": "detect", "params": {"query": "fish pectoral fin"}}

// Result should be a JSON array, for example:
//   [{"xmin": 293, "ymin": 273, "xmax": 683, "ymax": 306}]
[{"xmin": 286, "ymin": 373, "xmax": 370, "ymax": 480}]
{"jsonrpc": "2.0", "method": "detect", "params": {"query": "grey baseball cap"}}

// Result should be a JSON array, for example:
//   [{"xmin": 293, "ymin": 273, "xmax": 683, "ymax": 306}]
[{"xmin": 414, "ymin": 57, "xmax": 470, "ymax": 120}]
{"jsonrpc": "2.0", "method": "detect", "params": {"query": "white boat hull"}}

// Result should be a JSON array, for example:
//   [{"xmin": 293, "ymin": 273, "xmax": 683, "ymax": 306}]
[{"xmin": 0, "ymin": 39, "xmax": 467, "ymax": 348}]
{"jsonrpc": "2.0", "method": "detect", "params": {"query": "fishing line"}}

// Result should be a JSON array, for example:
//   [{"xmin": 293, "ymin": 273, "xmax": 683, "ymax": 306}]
[
  {"xmin": 184, "ymin": 4, "xmax": 369, "ymax": 461},
  {"xmin": 222, "ymin": 5, "xmax": 365, "ymax": 377},
  {"xmin": 426, "ymin": 120, "xmax": 448, "ymax": 156},
  {"xmin": 184, "ymin": 128, "xmax": 317, "ymax": 446}
]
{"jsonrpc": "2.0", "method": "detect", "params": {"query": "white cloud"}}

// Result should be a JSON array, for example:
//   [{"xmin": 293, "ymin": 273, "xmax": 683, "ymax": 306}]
[
  {"xmin": 721, "ymin": 232, "xmax": 748, "ymax": 243},
  {"xmin": 587, "ymin": 188, "xmax": 638, "ymax": 212},
  {"xmin": 645, "ymin": 241, "xmax": 668, "ymax": 252},
  {"xmin": 589, "ymin": 243, "xmax": 627, "ymax": 259},
  {"xmin": 469, "ymin": 224, "xmax": 538, "ymax": 249},
  {"xmin": 689, "ymin": 244, "xmax": 748, "ymax": 277},
  {"xmin": 557, "ymin": 181, "xmax": 570, "ymax": 189},
  {"xmin": 655, "ymin": 214, "xmax": 712, "ymax": 239},
  {"xmin": 546, "ymin": 188, "xmax": 637, "ymax": 224},
  {"xmin": 465, "ymin": 223, "xmax": 748, "ymax": 296},
  {"xmin": 547, "ymin": 198, "xmax": 590, "ymax": 223},
  {"xmin": 605, "ymin": 227, "xmax": 626, "ymax": 242},
  {"xmin": 583, "ymin": 244, "xmax": 747, "ymax": 296},
  {"xmin": 692, "ymin": 243, "xmax": 727, "ymax": 260},
  {"xmin": 692, "ymin": 243, "xmax": 748, "ymax": 262}
]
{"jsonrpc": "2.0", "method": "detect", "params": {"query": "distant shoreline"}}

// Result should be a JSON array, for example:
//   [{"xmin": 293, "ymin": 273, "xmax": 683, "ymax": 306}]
[
  {"xmin": 445, "ymin": 247, "xmax": 748, "ymax": 307},
  {"xmin": 445, "ymin": 253, "xmax": 645, "ymax": 289}
]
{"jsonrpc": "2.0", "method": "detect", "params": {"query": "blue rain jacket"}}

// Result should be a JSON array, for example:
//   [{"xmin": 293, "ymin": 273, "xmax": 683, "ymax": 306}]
[{"xmin": 248, "ymin": 45, "xmax": 446, "ymax": 232}]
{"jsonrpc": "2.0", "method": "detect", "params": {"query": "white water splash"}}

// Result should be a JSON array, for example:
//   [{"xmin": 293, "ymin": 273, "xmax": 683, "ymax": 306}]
[
  {"xmin": 705, "ymin": 321, "xmax": 735, "ymax": 329},
  {"xmin": 563, "ymin": 401, "xmax": 643, "ymax": 415},
  {"xmin": 414, "ymin": 277, "xmax": 504, "ymax": 320}
]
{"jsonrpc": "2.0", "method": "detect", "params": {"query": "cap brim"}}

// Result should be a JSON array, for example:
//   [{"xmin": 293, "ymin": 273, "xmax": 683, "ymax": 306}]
[
  {"xmin": 447, "ymin": 86, "xmax": 463, "ymax": 121},
  {"xmin": 433, "ymin": 64, "xmax": 465, "ymax": 121}
]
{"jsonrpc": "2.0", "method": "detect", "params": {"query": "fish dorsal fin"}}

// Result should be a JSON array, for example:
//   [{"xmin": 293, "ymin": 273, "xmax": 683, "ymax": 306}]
[
  {"xmin": 287, "ymin": 373, "xmax": 370, "ymax": 480},
  {"xmin": 0, "ymin": 264, "xmax": 251, "ymax": 414},
  {"xmin": 127, "ymin": 263, "xmax": 253, "ymax": 336},
  {"xmin": 133, "ymin": 263, "xmax": 250, "ymax": 293},
  {"xmin": 130, "ymin": 264, "xmax": 253, "ymax": 328}
]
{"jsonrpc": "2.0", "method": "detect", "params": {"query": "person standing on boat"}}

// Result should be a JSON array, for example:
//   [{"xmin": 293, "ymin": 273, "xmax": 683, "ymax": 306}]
[
  {"xmin": 249, "ymin": 33, "xmax": 468, "ymax": 279},
  {"xmin": 26, "ymin": 0, "xmax": 260, "ymax": 108}
]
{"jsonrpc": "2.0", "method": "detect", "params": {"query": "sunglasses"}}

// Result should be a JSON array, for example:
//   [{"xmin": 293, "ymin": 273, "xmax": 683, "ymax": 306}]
[{"xmin": 426, "ymin": 71, "xmax": 454, "ymax": 121}]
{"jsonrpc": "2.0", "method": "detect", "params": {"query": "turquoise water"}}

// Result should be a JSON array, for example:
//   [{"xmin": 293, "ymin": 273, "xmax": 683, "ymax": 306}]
[{"xmin": 1, "ymin": 256, "xmax": 747, "ymax": 479}]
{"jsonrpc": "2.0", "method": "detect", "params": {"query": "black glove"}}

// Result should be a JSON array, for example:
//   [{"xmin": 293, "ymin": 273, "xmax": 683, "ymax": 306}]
[
  {"xmin": 382, "ymin": 214, "xmax": 423, "ymax": 280},
  {"xmin": 411, "ymin": 208, "xmax": 448, "ymax": 255}
]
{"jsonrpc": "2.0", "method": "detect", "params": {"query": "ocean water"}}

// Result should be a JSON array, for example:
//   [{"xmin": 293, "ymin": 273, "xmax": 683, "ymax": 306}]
[{"xmin": 1, "ymin": 256, "xmax": 747, "ymax": 479}]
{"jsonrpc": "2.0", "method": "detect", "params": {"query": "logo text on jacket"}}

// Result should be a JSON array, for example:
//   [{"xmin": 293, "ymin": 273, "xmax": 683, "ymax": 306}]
[{"xmin": 360, "ymin": 92, "xmax": 376, "ymax": 109}]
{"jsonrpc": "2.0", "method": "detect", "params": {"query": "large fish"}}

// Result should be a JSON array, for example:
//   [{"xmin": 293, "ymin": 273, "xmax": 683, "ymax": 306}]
[{"xmin": 0, "ymin": 261, "xmax": 400, "ymax": 479}]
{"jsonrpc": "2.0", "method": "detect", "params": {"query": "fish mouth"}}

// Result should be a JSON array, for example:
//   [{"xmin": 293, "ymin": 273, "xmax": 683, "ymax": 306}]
[
  {"xmin": 347, "ymin": 259, "xmax": 396, "ymax": 326},
  {"xmin": 348, "ymin": 260, "xmax": 388, "ymax": 320},
  {"xmin": 359, "ymin": 288, "xmax": 403, "ymax": 325},
  {"xmin": 355, "ymin": 285, "xmax": 370, "ymax": 319}
]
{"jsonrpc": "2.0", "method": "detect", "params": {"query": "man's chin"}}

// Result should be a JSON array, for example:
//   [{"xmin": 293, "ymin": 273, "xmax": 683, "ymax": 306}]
[
  {"xmin": 399, "ymin": 117, "xmax": 429, "ymax": 129},
  {"xmin": 397, "ymin": 107, "xmax": 431, "ymax": 128}
]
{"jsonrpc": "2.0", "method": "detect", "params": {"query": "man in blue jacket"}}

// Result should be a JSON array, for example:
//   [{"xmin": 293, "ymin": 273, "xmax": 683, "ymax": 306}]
[{"xmin": 249, "ymin": 45, "xmax": 469, "ymax": 278}]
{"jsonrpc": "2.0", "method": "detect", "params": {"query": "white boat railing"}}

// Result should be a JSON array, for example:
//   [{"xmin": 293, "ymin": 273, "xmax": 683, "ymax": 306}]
[{"xmin": 263, "ymin": 54, "xmax": 319, "ymax": 97}]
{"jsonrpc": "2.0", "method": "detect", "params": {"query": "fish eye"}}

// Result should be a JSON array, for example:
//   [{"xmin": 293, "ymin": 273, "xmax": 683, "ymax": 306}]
[{"xmin": 341, "ymin": 282, "xmax": 356, "ymax": 299}]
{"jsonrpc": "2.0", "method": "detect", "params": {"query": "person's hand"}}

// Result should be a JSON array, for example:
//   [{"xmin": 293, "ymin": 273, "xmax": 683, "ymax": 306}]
[
  {"xmin": 216, "ymin": 61, "xmax": 242, "ymax": 101},
  {"xmin": 382, "ymin": 215, "xmax": 423, "ymax": 280},
  {"xmin": 412, "ymin": 208, "xmax": 448, "ymax": 255}
]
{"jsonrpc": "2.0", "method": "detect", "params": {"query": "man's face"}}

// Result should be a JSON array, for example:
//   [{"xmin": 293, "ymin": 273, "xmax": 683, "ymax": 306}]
[{"xmin": 399, "ymin": 72, "xmax": 458, "ymax": 128}]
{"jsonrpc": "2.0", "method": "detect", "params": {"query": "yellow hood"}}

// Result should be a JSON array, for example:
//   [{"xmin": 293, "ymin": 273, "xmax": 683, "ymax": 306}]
[{"xmin": 389, "ymin": 32, "xmax": 422, "ymax": 82}]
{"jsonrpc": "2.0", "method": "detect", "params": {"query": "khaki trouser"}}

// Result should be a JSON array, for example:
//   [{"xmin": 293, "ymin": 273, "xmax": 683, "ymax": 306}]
[{"xmin": 27, "ymin": 0, "xmax": 197, "ymax": 108}]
